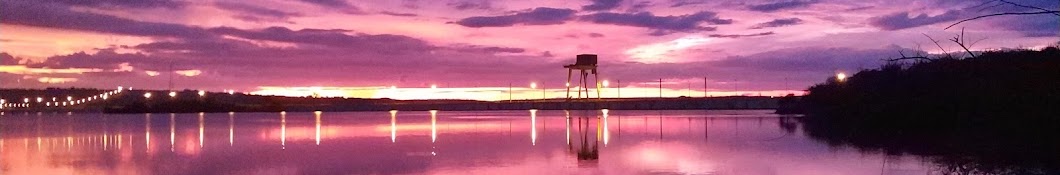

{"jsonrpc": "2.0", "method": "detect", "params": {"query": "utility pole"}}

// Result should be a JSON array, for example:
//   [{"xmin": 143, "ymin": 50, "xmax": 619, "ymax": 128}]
[
  {"xmin": 733, "ymin": 79, "xmax": 738, "ymax": 96},
  {"xmin": 509, "ymin": 83, "xmax": 513, "ymax": 102},
  {"xmin": 686, "ymin": 82, "xmax": 691, "ymax": 97},
  {"xmin": 703, "ymin": 77, "xmax": 707, "ymax": 97},
  {"xmin": 541, "ymin": 84, "xmax": 546, "ymax": 100},
  {"xmin": 784, "ymin": 77, "xmax": 790, "ymax": 95},
  {"xmin": 617, "ymin": 80, "xmax": 621, "ymax": 98},
  {"xmin": 658, "ymin": 78, "xmax": 663, "ymax": 98}
]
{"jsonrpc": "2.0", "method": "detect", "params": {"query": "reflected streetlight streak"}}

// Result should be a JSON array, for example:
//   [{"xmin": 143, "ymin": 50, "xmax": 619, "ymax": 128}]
[
  {"xmin": 530, "ymin": 109, "xmax": 537, "ymax": 146},
  {"xmin": 430, "ymin": 110, "xmax": 437, "ymax": 143},
  {"xmin": 390, "ymin": 110, "xmax": 397, "ymax": 143},
  {"xmin": 198, "ymin": 112, "xmax": 204, "ymax": 148},
  {"xmin": 170, "ymin": 113, "xmax": 175, "ymax": 152},
  {"xmin": 565, "ymin": 110, "xmax": 570, "ymax": 147},
  {"xmin": 229, "ymin": 112, "xmax": 234, "ymax": 146},
  {"xmin": 314, "ymin": 111, "xmax": 321, "ymax": 145},
  {"xmin": 281, "ymin": 111, "xmax": 286, "ymax": 150},
  {"xmin": 145, "ymin": 114, "xmax": 151, "ymax": 152},
  {"xmin": 603, "ymin": 109, "xmax": 609, "ymax": 146}
]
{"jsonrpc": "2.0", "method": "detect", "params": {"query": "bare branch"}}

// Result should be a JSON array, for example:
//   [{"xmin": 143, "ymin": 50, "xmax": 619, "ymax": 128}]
[
  {"xmin": 922, "ymin": 33, "xmax": 951, "ymax": 58},
  {"xmin": 887, "ymin": 56, "xmax": 933, "ymax": 62},
  {"xmin": 998, "ymin": 0, "xmax": 1060, "ymax": 16},
  {"xmin": 948, "ymin": 28, "xmax": 977, "ymax": 59},
  {"xmin": 969, "ymin": 37, "xmax": 989, "ymax": 48},
  {"xmin": 890, "ymin": 50, "xmax": 933, "ymax": 62},
  {"xmin": 946, "ymin": 11, "xmax": 1060, "ymax": 29}
]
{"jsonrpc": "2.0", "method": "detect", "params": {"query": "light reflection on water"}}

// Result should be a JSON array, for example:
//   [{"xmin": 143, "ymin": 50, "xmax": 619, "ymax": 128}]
[{"xmin": 0, "ymin": 110, "xmax": 932, "ymax": 175}]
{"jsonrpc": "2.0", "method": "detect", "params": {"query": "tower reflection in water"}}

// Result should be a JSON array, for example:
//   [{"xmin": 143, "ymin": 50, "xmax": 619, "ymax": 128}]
[{"xmin": 563, "ymin": 109, "xmax": 609, "ymax": 161}]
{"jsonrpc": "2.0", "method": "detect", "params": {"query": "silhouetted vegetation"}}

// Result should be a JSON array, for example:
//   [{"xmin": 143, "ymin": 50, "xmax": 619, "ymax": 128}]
[{"xmin": 801, "ymin": 47, "xmax": 1060, "ymax": 174}]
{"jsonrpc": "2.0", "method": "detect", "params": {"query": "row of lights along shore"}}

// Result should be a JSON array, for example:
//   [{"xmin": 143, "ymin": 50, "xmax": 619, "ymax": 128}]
[
  {"xmin": 143, "ymin": 89, "xmax": 237, "ymax": 99},
  {"xmin": 0, "ymin": 86, "xmax": 126, "ymax": 109}
]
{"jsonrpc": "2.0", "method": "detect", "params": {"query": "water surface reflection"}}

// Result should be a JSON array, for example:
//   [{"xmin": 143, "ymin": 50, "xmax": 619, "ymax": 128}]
[{"xmin": 1, "ymin": 110, "xmax": 934, "ymax": 174}]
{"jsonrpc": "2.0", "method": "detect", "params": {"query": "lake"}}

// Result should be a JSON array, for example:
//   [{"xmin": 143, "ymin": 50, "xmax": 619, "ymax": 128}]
[{"xmin": 0, "ymin": 110, "xmax": 935, "ymax": 175}]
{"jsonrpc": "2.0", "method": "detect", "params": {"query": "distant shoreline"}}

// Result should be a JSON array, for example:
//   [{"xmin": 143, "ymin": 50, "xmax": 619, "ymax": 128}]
[{"xmin": 1, "ymin": 88, "xmax": 781, "ymax": 114}]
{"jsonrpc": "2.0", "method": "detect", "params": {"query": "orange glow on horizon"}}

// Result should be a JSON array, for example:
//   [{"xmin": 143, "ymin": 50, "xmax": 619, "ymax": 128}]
[{"xmin": 249, "ymin": 86, "xmax": 806, "ymax": 101}]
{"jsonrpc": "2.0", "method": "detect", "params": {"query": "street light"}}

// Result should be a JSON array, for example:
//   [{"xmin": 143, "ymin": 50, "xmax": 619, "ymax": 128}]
[
  {"xmin": 530, "ymin": 82, "xmax": 537, "ymax": 89},
  {"xmin": 169, "ymin": 91, "xmax": 177, "ymax": 97},
  {"xmin": 67, "ymin": 96, "xmax": 72, "ymax": 101},
  {"xmin": 602, "ymin": 80, "xmax": 610, "ymax": 87},
  {"xmin": 198, "ymin": 90, "xmax": 206, "ymax": 97},
  {"xmin": 36, "ymin": 97, "xmax": 42, "ymax": 103},
  {"xmin": 430, "ymin": 84, "xmax": 437, "ymax": 89},
  {"xmin": 144, "ymin": 92, "xmax": 153, "ymax": 98},
  {"xmin": 836, "ymin": 72, "xmax": 848, "ymax": 82}
]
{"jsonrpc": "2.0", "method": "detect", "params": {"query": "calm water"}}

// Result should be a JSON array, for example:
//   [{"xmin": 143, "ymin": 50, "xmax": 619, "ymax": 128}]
[{"xmin": 0, "ymin": 110, "xmax": 934, "ymax": 175}]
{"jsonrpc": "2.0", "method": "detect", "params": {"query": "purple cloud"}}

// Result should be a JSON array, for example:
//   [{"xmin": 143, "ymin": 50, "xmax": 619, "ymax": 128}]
[
  {"xmin": 579, "ymin": 11, "xmax": 732, "ymax": 35},
  {"xmin": 380, "ymin": 11, "xmax": 418, "ymax": 17},
  {"xmin": 214, "ymin": 2, "xmax": 302, "ymax": 22},
  {"xmin": 454, "ymin": 7, "xmax": 577, "ymax": 27},
  {"xmin": 998, "ymin": 15, "xmax": 1060, "ymax": 37},
  {"xmin": 582, "ymin": 0, "xmax": 623, "ymax": 11},
  {"xmin": 452, "ymin": 45, "xmax": 527, "ymax": 54},
  {"xmin": 44, "ymin": 0, "xmax": 185, "ymax": 9},
  {"xmin": 750, "ymin": 18, "xmax": 804, "ymax": 29},
  {"xmin": 708, "ymin": 32, "xmax": 775, "ymax": 38},
  {"xmin": 297, "ymin": 0, "xmax": 363, "ymax": 14},
  {"xmin": 868, "ymin": 10, "xmax": 961, "ymax": 30},
  {"xmin": 209, "ymin": 27, "xmax": 431, "ymax": 53},
  {"xmin": 747, "ymin": 0, "xmax": 817, "ymax": 12},
  {"xmin": 670, "ymin": 0, "xmax": 708, "ymax": 7},
  {"xmin": 299, "ymin": 0, "xmax": 350, "ymax": 7},
  {"xmin": 0, "ymin": 0, "xmax": 213, "ymax": 38},
  {"xmin": 447, "ymin": 0, "xmax": 495, "ymax": 11}
]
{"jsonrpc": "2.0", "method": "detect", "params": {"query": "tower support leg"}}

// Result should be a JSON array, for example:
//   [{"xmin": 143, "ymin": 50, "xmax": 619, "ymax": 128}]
[{"xmin": 594, "ymin": 69, "xmax": 601, "ymax": 100}]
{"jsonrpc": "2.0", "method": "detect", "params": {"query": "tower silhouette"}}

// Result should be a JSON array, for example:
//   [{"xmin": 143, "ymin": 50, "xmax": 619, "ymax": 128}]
[{"xmin": 565, "ymin": 54, "xmax": 601, "ymax": 102}]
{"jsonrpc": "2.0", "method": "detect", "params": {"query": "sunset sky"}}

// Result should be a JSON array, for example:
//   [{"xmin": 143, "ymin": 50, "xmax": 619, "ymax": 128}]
[{"xmin": 0, "ymin": 0, "xmax": 1056, "ymax": 100}]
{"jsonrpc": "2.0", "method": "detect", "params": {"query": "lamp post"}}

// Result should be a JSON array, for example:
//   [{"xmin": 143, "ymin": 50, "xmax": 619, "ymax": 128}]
[
  {"xmin": 531, "ymin": 82, "xmax": 544, "ymax": 100},
  {"xmin": 602, "ymin": 80, "xmax": 610, "ymax": 98}
]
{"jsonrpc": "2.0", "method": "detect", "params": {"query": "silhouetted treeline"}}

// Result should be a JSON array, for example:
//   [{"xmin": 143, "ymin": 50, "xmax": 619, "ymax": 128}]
[{"xmin": 800, "ymin": 47, "xmax": 1060, "ymax": 174}]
